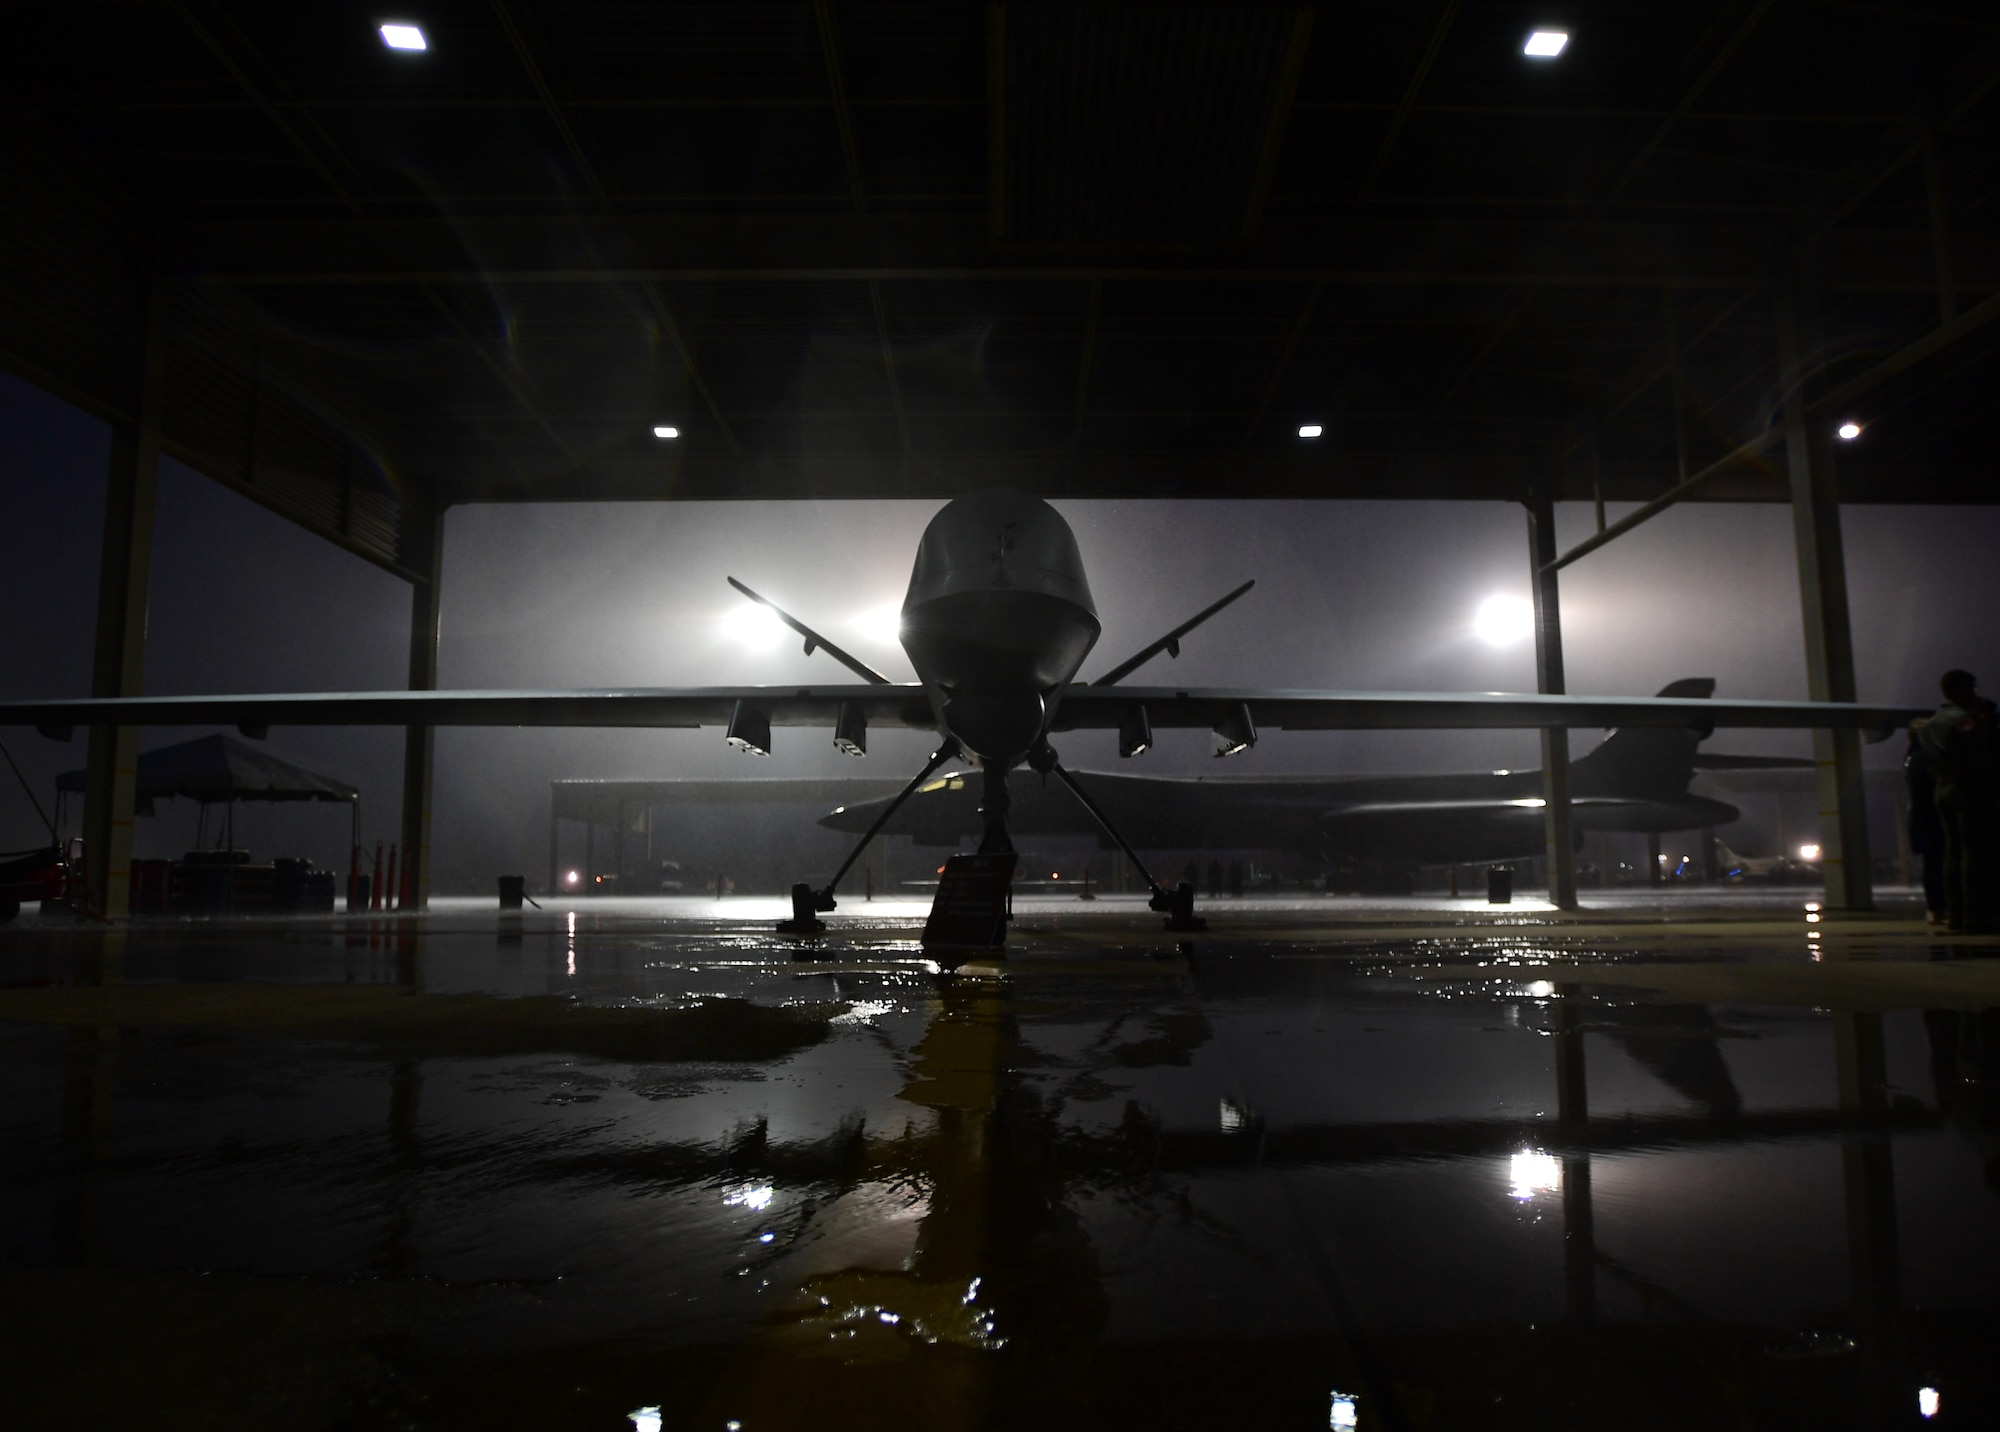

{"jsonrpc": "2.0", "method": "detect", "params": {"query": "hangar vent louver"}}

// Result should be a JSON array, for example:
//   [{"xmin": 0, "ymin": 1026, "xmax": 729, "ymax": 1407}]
[{"xmin": 996, "ymin": 5, "xmax": 1309, "ymax": 246}]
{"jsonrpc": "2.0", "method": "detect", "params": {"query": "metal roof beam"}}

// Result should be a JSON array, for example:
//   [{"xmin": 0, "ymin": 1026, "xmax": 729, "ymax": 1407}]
[
  {"xmin": 432, "ymin": 447, "xmax": 1978, "ymax": 506},
  {"xmin": 814, "ymin": 3, "xmax": 907, "ymax": 465},
  {"xmin": 168, "ymin": 215, "xmax": 1994, "ymax": 290},
  {"xmin": 1547, "ymin": 282, "xmax": 2000, "ymax": 571},
  {"xmin": 1356, "ymin": 0, "xmax": 1459, "ymax": 205},
  {"xmin": 488, "ymin": 0, "xmax": 740, "ymax": 458}
]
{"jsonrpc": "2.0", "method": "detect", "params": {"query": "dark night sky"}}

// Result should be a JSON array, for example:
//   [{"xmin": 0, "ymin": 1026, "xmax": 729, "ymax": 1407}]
[{"xmin": 6, "ymin": 367, "xmax": 2000, "ymax": 888}]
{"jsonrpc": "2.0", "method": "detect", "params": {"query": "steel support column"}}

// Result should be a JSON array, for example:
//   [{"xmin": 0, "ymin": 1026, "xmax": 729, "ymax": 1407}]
[
  {"xmin": 1776, "ymin": 260, "xmax": 1874, "ymax": 910},
  {"xmin": 398, "ymin": 503, "xmax": 444, "ymax": 910},
  {"xmin": 82, "ymin": 278, "xmax": 168, "ymax": 918},
  {"xmin": 1527, "ymin": 489, "xmax": 1577, "ymax": 910}
]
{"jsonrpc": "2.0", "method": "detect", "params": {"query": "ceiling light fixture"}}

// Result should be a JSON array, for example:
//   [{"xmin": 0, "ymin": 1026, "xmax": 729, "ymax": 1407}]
[
  {"xmin": 653, "ymin": 425, "xmax": 679, "ymax": 439},
  {"xmin": 1523, "ymin": 30, "xmax": 1569, "ymax": 58},
  {"xmin": 1298, "ymin": 424, "xmax": 1323, "ymax": 438},
  {"xmin": 1836, "ymin": 421, "xmax": 1861, "ymax": 440},
  {"xmin": 379, "ymin": 22, "xmax": 428, "ymax": 51}
]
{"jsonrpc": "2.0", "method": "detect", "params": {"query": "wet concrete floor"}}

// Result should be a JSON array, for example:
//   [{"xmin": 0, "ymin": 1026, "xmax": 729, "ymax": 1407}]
[{"xmin": 2, "ymin": 892, "xmax": 1997, "ymax": 1430}]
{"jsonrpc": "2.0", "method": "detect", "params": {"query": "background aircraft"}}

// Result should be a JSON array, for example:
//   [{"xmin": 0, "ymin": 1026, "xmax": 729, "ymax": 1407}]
[{"xmin": 824, "ymin": 679, "xmax": 1753, "ymax": 869}]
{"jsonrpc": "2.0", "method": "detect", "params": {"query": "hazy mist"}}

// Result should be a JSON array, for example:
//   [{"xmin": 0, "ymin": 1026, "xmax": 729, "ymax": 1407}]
[{"xmin": 6, "ymin": 370, "xmax": 1998, "ymax": 888}]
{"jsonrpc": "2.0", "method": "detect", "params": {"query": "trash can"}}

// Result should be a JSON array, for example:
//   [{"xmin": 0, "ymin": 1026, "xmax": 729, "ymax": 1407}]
[
  {"xmin": 1486, "ymin": 866, "xmax": 1513, "ymax": 905},
  {"xmin": 274, "ymin": 858, "xmax": 309, "ymax": 910},
  {"xmin": 498, "ymin": 875, "xmax": 526, "ymax": 910}
]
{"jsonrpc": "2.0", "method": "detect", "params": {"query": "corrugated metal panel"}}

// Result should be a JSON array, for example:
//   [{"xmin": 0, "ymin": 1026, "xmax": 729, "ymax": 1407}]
[
  {"xmin": 1002, "ymin": 5, "xmax": 1301, "ymax": 245},
  {"xmin": 163, "ymin": 298, "xmax": 412, "ymax": 576},
  {"xmin": 0, "ymin": 116, "xmax": 415, "ymax": 579},
  {"xmin": 0, "ymin": 121, "xmax": 145, "ymax": 421}
]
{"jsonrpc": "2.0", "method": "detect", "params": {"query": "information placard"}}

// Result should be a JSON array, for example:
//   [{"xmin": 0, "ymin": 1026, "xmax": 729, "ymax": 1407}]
[{"xmin": 921, "ymin": 852, "xmax": 1016, "ymax": 950}]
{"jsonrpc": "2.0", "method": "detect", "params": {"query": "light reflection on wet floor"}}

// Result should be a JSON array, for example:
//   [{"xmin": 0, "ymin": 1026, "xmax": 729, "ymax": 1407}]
[{"xmin": 2, "ymin": 897, "xmax": 1997, "ymax": 1429}]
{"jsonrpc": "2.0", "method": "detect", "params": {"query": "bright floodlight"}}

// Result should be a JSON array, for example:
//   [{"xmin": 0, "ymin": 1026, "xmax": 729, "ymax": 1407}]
[
  {"xmin": 856, "ymin": 604, "xmax": 904, "ymax": 646},
  {"xmin": 1298, "ymin": 424, "xmax": 1323, "ymax": 438},
  {"xmin": 1473, "ymin": 594, "xmax": 1534, "ymax": 646},
  {"xmin": 724, "ymin": 602, "xmax": 785, "ymax": 651},
  {"xmin": 629, "ymin": 1409, "xmax": 663, "ymax": 1432},
  {"xmin": 1524, "ymin": 30, "xmax": 1568, "ymax": 57},
  {"xmin": 1799, "ymin": 843, "xmax": 1822, "ymax": 861},
  {"xmin": 1836, "ymin": 421, "xmax": 1861, "ymax": 440},
  {"xmin": 652, "ymin": 424, "xmax": 679, "ymax": 440},
  {"xmin": 1919, "ymin": 1387, "xmax": 1941, "ymax": 1420},
  {"xmin": 379, "ymin": 22, "xmax": 427, "ymax": 51}
]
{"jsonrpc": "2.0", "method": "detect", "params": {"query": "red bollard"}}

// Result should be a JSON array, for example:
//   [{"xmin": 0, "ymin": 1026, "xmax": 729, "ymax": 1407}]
[
  {"xmin": 385, "ymin": 844, "xmax": 399, "ymax": 912},
  {"xmin": 372, "ymin": 840, "xmax": 384, "ymax": 911}
]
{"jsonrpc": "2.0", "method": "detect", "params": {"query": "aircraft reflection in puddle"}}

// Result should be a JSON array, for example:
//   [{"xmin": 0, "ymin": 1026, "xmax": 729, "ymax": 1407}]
[{"xmin": 11, "ymin": 928, "xmax": 2000, "ymax": 1427}]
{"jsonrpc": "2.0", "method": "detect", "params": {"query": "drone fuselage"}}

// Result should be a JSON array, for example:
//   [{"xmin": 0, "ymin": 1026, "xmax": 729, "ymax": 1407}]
[{"xmin": 899, "ymin": 489, "xmax": 1101, "ymax": 766}]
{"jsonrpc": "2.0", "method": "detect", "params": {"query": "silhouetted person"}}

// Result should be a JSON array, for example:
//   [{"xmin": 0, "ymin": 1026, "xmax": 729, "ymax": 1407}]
[
  {"xmin": 1906, "ymin": 719, "xmax": 1947, "ymax": 922},
  {"xmin": 1207, "ymin": 859, "xmax": 1223, "ymax": 899},
  {"xmin": 1918, "ymin": 670, "xmax": 2000, "ymax": 933}
]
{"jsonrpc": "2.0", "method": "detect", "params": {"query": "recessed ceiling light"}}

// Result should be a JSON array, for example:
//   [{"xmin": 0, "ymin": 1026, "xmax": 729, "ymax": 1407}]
[
  {"xmin": 1523, "ymin": 30, "xmax": 1568, "ymax": 58},
  {"xmin": 1836, "ymin": 421, "xmax": 1861, "ymax": 440},
  {"xmin": 1298, "ymin": 424, "xmax": 1323, "ymax": 438},
  {"xmin": 652, "ymin": 425, "xmax": 679, "ymax": 439},
  {"xmin": 379, "ymin": 22, "xmax": 428, "ymax": 52}
]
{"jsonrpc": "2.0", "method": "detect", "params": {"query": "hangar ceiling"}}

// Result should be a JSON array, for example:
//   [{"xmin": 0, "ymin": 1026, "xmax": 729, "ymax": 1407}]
[{"xmin": 3, "ymin": 1, "xmax": 1998, "ymax": 566}]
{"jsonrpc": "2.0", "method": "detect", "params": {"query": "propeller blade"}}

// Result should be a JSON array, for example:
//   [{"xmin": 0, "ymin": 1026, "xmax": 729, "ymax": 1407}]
[
  {"xmin": 1087, "ymin": 580, "xmax": 1255, "ymax": 687},
  {"xmin": 727, "ymin": 577, "xmax": 894, "ymax": 685}
]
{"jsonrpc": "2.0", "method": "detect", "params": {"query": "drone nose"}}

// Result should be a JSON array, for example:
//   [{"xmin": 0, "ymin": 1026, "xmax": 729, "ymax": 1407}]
[{"xmin": 942, "ymin": 686, "xmax": 1046, "ymax": 765}]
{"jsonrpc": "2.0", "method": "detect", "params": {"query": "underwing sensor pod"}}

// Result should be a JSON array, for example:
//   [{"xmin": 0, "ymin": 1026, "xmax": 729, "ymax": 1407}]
[
  {"xmin": 833, "ymin": 702, "xmax": 867, "ymax": 758},
  {"xmin": 724, "ymin": 700, "xmax": 772, "ymax": 757},
  {"xmin": 1118, "ymin": 705, "xmax": 1153, "ymax": 759},
  {"xmin": 1212, "ymin": 702, "xmax": 1257, "ymax": 758}
]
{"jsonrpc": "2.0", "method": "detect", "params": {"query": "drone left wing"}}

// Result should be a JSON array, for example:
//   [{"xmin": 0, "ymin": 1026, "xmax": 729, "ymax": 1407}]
[{"xmin": 0, "ymin": 685, "xmax": 937, "ymax": 742}]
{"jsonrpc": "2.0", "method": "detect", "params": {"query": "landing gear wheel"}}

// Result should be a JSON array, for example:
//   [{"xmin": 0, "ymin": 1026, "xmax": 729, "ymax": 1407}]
[{"xmin": 777, "ymin": 882, "xmax": 826, "ymax": 937}]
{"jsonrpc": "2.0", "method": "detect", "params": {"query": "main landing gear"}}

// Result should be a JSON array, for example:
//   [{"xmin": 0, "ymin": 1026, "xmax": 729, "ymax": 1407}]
[
  {"xmin": 1029, "ymin": 742, "xmax": 1204, "ymax": 932},
  {"xmin": 778, "ymin": 739, "xmax": 960, "ymax": 935},
  {"xmin": 779, "ymin": 737, "xmax": 1204, "ymax": 937}
]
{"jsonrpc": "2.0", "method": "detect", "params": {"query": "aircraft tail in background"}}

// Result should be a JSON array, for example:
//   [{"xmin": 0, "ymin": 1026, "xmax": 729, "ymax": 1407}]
[{"xmin": 1571, "ymin": 678, "xmax": 1716, "ymax": 800}]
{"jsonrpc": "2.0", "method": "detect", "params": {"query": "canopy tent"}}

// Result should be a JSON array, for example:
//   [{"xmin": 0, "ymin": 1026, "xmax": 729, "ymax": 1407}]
[
  {"xmin": 58, "ymin": 734, "xmax": 357, "ymax": 810},
  {"xmin": 56, "ymin": 734, "xmax": 358, "ymax": 850}
]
